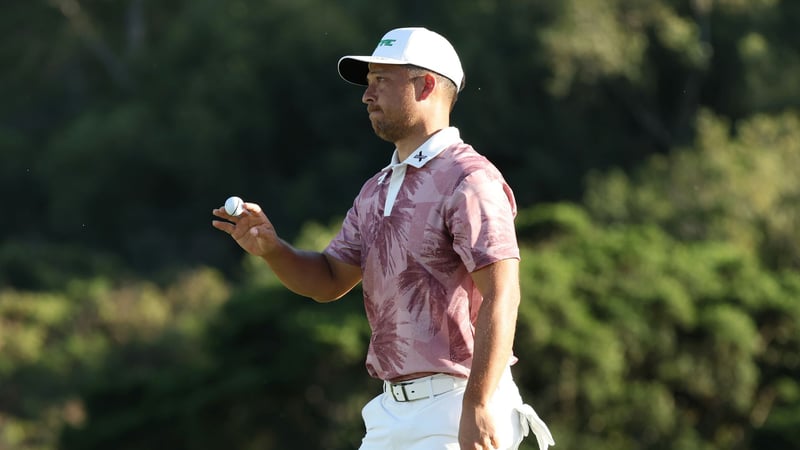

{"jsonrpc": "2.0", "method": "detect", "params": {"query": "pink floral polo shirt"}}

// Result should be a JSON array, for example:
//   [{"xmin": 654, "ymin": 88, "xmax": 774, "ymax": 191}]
[{"xmin": 324, "ymin": 127, "xmax": 520, "ymax": 381}]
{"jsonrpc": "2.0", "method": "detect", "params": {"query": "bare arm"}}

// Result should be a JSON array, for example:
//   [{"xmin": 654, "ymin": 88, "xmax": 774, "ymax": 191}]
[
  {"xmin": 212, "ymin": 202, "xmax": 362, "ymax": 302},
  {"xmin": 459, "ymin": 257, "xmax": 521, "ymax": 449}
]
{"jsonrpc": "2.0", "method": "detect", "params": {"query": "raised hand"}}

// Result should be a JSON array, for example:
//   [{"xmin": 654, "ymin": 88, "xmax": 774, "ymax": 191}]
[{"xmin": 211, "ymin": 201, "xmax": 281, "ymax": 257}]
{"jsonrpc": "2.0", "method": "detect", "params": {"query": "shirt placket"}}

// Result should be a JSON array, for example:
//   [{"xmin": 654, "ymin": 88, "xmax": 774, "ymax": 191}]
[{"xmin": 383, "ymin": 164, "xmax": 407, "ymax": 217}]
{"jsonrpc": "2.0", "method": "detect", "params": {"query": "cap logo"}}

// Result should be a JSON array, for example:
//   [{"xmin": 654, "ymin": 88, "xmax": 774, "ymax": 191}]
[{"xmin": 378, "ymin": 39, "xmax": 397, "ymax": 47}]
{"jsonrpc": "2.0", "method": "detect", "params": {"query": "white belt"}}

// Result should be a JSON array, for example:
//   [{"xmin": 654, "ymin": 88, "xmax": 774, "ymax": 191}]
[{"xmin": 384, "ymin": 374, "xmax": 467, "ymax": 402}]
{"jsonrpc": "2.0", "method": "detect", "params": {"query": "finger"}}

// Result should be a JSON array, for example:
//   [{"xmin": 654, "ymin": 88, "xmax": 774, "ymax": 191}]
[
  {"xmin": 212, "ymin": 207, "xmax": 234, "ymax": 219},
  {"xmin": 241, "ymin": 202, "xmax": 263, "ymax": 215},
  {"xmin": 212, "ymin": 207, "xmax": 247, "ymax": 226},
  {"xmin": 211, "ymin": 220, "xmax": 235, "ymax": 234},
  {"xmin": 476, "ymin": 435, "xmax": 496, "ymax": 450}
]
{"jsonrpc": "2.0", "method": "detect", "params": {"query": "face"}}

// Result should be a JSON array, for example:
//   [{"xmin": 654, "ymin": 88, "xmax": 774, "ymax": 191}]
[{"xmin": 362, "ymin": 64, "xmax": 423, "ymax": 143}]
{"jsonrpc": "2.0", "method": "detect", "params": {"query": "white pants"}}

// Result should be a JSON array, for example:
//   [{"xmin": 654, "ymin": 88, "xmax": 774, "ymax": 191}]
[{"xmin": 359, "ymin": 368, "xmax": 527, "ymax": 450}]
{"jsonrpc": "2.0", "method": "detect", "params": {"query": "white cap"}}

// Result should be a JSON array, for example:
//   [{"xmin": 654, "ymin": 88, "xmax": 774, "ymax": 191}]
[{"xmin": 338, "ymin": 27, "xmax": 465, "ymax": 92}]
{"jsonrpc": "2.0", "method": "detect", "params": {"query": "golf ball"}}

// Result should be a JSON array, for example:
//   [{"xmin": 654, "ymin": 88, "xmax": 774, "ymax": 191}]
[{"xmin": 224, "ymin": 196, "xmax": 244, "ymax": 216}]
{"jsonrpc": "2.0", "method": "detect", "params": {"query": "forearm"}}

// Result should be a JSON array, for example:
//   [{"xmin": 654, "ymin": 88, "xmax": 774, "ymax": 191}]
[
  {"xmin": 261, "ymin": 239, "xmax": 357, "ymax": 302},
  {"xmin": 464, "ymin": 291, "xmax": 519, "ymax": 405}
]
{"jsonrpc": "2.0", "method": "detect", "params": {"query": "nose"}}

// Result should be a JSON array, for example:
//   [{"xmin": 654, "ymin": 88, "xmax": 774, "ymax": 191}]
[{"xmin": 362, "ymin": 83, "xmax": 376, "ymax": 104}]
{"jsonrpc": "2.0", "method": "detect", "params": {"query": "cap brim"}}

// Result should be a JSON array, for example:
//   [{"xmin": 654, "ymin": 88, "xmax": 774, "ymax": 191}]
[{"xmin": 337, "ymin": 55, "xmax": 407, "ymax": 86}]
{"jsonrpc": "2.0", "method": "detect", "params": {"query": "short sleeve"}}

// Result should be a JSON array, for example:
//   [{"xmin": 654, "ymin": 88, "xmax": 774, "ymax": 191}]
[
  {"xmin": 446, "ymin": 171, "xmax": 520, "ymax": 272},
  {"xmin": 324, "ymin": 204, "xmax": 363, "ymax": 266}
]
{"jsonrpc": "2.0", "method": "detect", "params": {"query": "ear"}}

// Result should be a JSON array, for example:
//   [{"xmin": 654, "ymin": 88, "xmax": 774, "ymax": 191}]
[{"xmin": 417, "ymin": 73, "xmax": 437, "ymax": 101}]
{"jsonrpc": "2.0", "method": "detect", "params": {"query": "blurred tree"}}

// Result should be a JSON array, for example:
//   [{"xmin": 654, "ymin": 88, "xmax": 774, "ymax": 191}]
[
  {"xmin": 1, "ymin": 0, "xmax": 798, "ymax": 448},
  {"xmin": 513, "ymin": 203, "xmax": 800, "ymax": 450},
  {"xmin": 57, "ymin": 284, "xmax": 372, "ymax": 450},
  {"xmin": 56, "ymin": 224, "xmax": 372, "ymax": 449},
  {"xmin": 1, "ymin": 0, "xmax": 797, "ymax": 275},
  {"xmin": 0, "ymin": 268, "xmax": 230, "ymax": 449},
  {"xmin": 584, "ymin": 110, "xmax": 800, "ymax": 270}
]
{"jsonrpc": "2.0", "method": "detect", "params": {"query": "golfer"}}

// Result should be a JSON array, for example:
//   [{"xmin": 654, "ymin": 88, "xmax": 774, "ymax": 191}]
[{"xmin": 213, "ymin": 27, "xmax": 554, "ymax": 450}]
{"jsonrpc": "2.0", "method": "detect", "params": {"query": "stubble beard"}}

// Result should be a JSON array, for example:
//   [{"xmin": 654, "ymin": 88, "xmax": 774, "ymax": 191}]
[
  {"xmin": 373, "ymin": 121, "xmax": 408, "ymax": 143},
  {"xmin": 370, "ymin": 108, "xmax": 415, "ymax": 144}
]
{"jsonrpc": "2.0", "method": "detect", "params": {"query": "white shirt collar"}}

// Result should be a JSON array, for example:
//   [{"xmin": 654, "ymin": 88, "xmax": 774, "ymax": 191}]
[{"xmin": 386, "ymin": 127, "xmax": 462, "ymax": 169}]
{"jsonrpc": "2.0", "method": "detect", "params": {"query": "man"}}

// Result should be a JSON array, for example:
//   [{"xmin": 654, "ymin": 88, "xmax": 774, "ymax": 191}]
[{"xmin": 212, "ymin": 27, "xmax": 554, "ymax": 450}]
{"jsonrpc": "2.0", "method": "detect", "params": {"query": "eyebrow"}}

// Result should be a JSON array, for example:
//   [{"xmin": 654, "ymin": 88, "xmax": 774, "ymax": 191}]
[
  {"xmin": 367, "ymin": 66, "xmax": 392, "ymax": 75},
  {"xmin": 366, "ymin": 68, "xmax": 397, "ymax": 81}
]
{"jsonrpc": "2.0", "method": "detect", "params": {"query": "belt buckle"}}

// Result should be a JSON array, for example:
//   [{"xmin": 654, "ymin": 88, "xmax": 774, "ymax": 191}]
[{"xmin": 390, "ymin": 381, "xmax": 412, "ymax": 402}]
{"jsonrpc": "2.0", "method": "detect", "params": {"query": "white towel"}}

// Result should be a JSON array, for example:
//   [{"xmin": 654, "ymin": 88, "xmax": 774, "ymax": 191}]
[{"xmin": 515, "ymin": 403, "xmax": 555, "ymax": 450}]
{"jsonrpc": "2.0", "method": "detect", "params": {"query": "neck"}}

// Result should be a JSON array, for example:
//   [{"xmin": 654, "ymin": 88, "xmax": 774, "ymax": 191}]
[{"xmin": 395, "ymin": 124, "xmax": 448, "ymax": 162}]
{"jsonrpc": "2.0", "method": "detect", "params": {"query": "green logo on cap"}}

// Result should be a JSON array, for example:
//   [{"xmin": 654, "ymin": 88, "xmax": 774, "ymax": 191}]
[{"xmin": 378, "ymin": 39, "xmax": 396, "ymax": 47}]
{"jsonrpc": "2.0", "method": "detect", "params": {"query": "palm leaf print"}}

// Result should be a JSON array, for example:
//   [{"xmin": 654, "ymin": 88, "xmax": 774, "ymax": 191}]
[{"xmin": 363, "ymin": 290, "xmax": 410, "ymax": 375}]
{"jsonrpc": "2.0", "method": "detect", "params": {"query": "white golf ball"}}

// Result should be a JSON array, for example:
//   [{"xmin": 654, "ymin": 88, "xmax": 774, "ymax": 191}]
[{"xmin": 224, "ymin": 196, "xmax": 244, "ymax": 216}]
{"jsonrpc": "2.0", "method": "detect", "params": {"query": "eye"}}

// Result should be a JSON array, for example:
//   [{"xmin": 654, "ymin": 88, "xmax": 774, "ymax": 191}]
[{"xmin": 366, "ymin": 74, "xmax": 386, "ymax": 86}]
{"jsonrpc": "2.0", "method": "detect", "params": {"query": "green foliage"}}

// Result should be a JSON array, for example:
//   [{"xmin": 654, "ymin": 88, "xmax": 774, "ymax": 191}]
[
  {"xmin": 57, "ymin": 283, "xmax": 371, "ymax": 450},
  {"xmin": 0, "ymin": 268, "xmax": 229, "ymax": 450},
  {"xmin": 1, "ymin": 0, "xmax": 799, "ymax": 448},
  {"xmin": 514, "ymin": 204, "xmax": 800, "ymax": 450},
  {"xmin": 585, "ymin": 110, "xmax": 800, "ymax": 269},
  {"xmin": 7, "ymin": 0, "xmax": 799, "ymax": 272}
]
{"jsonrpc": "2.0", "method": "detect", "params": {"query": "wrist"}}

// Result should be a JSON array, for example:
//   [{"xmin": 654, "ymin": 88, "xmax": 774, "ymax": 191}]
[
  {"xmin": 462, "ymin": 388, "xmax": 491, "ymax": 408},
  {"xmin": 258, "ymin": 236, "xmax": 287, "ymax": 260}
]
